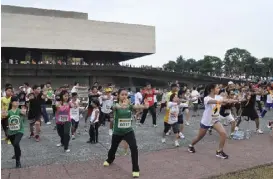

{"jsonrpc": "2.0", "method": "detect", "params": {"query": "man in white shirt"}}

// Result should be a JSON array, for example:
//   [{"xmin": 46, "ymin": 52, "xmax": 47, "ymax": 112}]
[{"xmin": 191, "ymin": 87, "xmax": 200, "ymax": 116}]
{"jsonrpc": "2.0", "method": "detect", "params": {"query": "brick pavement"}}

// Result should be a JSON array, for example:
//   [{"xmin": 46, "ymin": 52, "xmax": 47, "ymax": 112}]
[{"xmin": 2, "ymin": 134, "xmax": 273, "ymax": 179}]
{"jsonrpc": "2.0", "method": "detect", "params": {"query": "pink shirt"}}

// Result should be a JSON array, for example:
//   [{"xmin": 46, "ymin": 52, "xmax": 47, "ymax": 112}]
[{"xmin": 56, "ymin": 104, "xmax": 71, "ymax": 124}]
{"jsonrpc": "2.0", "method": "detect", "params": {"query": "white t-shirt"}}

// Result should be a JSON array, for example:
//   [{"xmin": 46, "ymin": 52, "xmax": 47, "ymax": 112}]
[
  {"xmin": 71, "ymin": 86, "xmax": 78, "ymax": 93},
  {"xmin": 161, "ymin": 92, "xmax": 167, "ymax": 103},
  {"xmin": 101, "ymin": 95, "xmax": 114, "ymax": 114},
  {"xmin": 201, "ymin": 95, "xmax": 222, "ymax": 127},
  {"xmin": 90, "ymin": 108, "xmax": 100, "ymax": 123},
  {"xmin": 166, "ymin": 102, "xmax": 188, "ymax": 124},
  {"xmin": 154, "ymin": 95, "xmax": 157, "ymax": 103},
  {"xmin": 266, "ymin": 93, "xmax": 273, "ymax": 103},
  {"xmin": 191, "ymin": 90, "xmax": 200, "ymax": 104},
  {"xmin": 134, "ymin": 92, "xmax": 143, "ymax": 105},
  {"xmin": 70, "ymin": 99, "xmax": 80, "ymax": 121}
]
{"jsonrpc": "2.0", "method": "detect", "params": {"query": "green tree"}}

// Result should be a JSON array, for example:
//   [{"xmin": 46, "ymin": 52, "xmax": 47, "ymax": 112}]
[
  {"xmin": 163, "ymin": 60, "xmax": 176, "ymax": 71},
  {"xmin": 175, "ymin": 55, "xmax": 186, "ymax": 72},
  {"xmin": 224, "ymin": 48, "xmax": 251, "ymax": 76},
  {"xmin": 261, "ymin": 57, "xmax": 273, "ymax": 77}
]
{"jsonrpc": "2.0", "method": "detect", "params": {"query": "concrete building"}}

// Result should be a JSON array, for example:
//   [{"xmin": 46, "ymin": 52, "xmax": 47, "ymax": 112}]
[{"xmin": 1, "ymin": 5, "xmax": 156, "ymax": 87}]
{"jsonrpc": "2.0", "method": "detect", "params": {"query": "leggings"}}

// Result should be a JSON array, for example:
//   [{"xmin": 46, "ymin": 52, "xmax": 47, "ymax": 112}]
[
  {"xmin": 9, "ymin": 133, "xmax": 23, "ymax": 161},
  {"xmin": 56, "ymin": 122, "xmax": 71, "ymax": 150},
  {"xmin": 1, "ymin": 118, "xmax": 9, "ymax": 138},
  {"xmin": 140, "ymin": 105, "xmax": 157, "ymax": 125},
  {"xmin": 106, "ymin": 131, "xmax": 139, "ymax": 172},
  {"xmin": 89, "ymin": 122, "xmax": 99, "ymax": 143}
]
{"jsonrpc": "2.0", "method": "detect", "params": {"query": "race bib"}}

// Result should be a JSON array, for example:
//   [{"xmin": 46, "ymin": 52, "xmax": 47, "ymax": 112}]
[
  {"xmin": 19, "ymin": 101, "xmax": 25, "ymax": 106},
  {"xmin": 59, "ymin": 115, "xmax": 69, "ymax": 122},
  {"xmin": 147, "ymin": 97, "xmax": 153, "ymax": 101},
  {"xmin": 170, "ymin": 113, "xmax": 178, "ymax": 122},
  {"xmin": 8, "ymin": 116, "xmax": 20, "ymax": 131},
  {"xmin": 70, "ymin": 109, "xmax": 79, "ymax": 116},
  {"xmin": 118, "ymin": 118, "xmax": 132, "ymax": 128}
]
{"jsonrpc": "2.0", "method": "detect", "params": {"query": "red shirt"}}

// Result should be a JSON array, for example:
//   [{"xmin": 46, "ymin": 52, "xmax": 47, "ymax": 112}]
[{"xmin": 142, "ymin": 89, "xmax": 155, "ymax": 107}]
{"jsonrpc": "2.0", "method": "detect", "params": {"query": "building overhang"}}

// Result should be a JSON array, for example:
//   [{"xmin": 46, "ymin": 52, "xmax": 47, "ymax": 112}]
[{"xmin": 1, "ymin": 5, "xmax": 156, "ymax": 56}]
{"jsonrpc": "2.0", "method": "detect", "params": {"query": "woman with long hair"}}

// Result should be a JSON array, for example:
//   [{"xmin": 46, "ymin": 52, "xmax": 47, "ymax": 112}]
[{"xmin": 188, "ymin": 84, "xmax": 238, "ymax": 159}]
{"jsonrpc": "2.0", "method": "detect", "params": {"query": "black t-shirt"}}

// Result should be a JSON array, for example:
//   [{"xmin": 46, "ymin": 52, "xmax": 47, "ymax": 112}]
[
  {"xmin": 28, "ymin": 93, "xmax": 44, "ymax": 119},
  {"xmin": 17, "ymin": 91, "xmax": 26, "ymax": 106},
  {"xmin": 88, "ymin": 93, "xmax": 100, "ymax": 107},
  {"xmin": 220, "ymin": 103, "xmax": 232, "ymax": 117}
]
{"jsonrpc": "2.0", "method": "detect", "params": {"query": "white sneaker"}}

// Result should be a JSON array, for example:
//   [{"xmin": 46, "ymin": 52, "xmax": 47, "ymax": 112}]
[
  {"xmin": 56, "ymin": 143, "xmax": 62, "ymax": 147},
  {"xmin": 153, "ymin": 124, "xmax": 157, "ymax": 128},
  {"xmin": 185, "ymin": 121, "xmax": 190, "ymax": 126},
  {"xmin": 235, "ymin": 126, "xmax": 239, "ymax": 131},
  {"xmin": 179, "ymin": 132, "xmax": 185, "ymax": 139},
  {"xmin": 166, "ymin": 130, "xmax": 171, "ymax": 136},
  {"xmin": 161, "ymin": 138, "xmax": 166, "ymax": 143},
  {"xmin": 175, "ymin": 140, "xmax": 180, "ymax": 147},
  {"xmin": 109, "ymin": 129, "xmax": 113, "ymax": 136},
  {"xmin": 65, "ymin": 149, "xmax": 70, "ymax": 153},
  {"xmin": 46, "ymin": 122, "xmax": 51, "ymax": 125},
  {"xmin": 71, "ymin": 135, "xmax": 75, "ymax": 140},
  {"xmin": 256, "ymin": 129, "xmax": 263, "ymax": 134}
]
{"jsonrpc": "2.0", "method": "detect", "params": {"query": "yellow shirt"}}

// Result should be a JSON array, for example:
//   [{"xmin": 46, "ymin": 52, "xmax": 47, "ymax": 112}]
[
  {"xmin": 166, "ymin": 91, "xmax": 178, "ymax": 102},
  {"xmin": 164, "ymin": 91, "xmax": 178, "ymax": 123},
  {"xmin": 1, "ymin": 96, "xmax": 11, "ymax": 119}
]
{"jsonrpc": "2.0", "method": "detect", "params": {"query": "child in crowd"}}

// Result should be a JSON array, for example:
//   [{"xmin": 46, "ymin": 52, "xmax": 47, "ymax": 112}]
[
  {"xmin": 70, "ymin": 92, "xmax": 80, "ymax": 140},
  {"xmin": 87, "ymin": 99, "xmax": 100, "ymax": 143}
]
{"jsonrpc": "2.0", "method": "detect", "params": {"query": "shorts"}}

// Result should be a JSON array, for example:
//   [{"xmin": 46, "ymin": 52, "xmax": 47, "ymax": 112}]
[
  {"xmin": 164, "ymin": 122, "xmax": 179, "ymax": 134},
  {"xmin": 200, "ymin": 121, "xmax": 219, "ymax": 129},
  {"xmin": 72, "ymin": 119, "xmax": 79, "ymax": 130},
  {"xmin": 182, "ymin": 107, "xmax": 189, "ymax": 112},
  {"xmin": 178, "ymin": 115, "xmax": 183, "ymax": 124},
  {"xmin": 28, "ymin": 118, "xmax": 41, "ymax": 125},
  {"xmin": 220, "ymin": 114, "xmax": 235, "ymax": 123},
  {"xmin": 160, "ymin": 102, "xmax": 167, "ymax": 108},
  {"xmin": 193, "ymin": 103, "xmax": 198, "ymax": 112},
  {"xmin": 154, "ymin": 102, "xmax": 158, "ymax": 108},
  {"xmin": 266, "ymin": 103, "xmax": 273, "ymax": 109}
]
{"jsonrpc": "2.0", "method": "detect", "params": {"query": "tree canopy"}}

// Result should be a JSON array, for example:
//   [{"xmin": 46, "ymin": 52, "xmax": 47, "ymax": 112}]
[{"xmin": 162, "ymin": 48, "xmax": 273, "ymax": 79}]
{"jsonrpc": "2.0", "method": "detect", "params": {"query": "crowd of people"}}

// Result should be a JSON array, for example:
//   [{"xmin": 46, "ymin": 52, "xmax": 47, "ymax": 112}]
[{"xmin": 1, "ymin": 80, "xmax": 273, "ymax": 178}]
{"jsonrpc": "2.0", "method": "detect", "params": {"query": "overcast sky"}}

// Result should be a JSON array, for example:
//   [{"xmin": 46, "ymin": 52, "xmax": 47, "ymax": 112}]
[{"xmin": 2, "ymin": 0, "xmax": 273, "ymax": 66}]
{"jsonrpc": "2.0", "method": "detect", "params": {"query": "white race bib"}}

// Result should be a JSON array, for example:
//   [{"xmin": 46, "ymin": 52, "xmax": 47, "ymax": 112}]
[
  {"xmin": 70, "ymin": 108, "xmax": 79, "ymax": 116},
  {"xmin": 170, "ymin": 113, "xmax": 178, "ymax": 123},
  {"xmin": 59, "ymin": 115, "xmax": 69, "ymax": 122},
  {"xmin": 19, "ymin": 101, "xmax": 25, "ymax": 105},
  {"xmin": 8, "ymin": 116, "xmax": 21, "ymax": 131},
  {"xmin": 118, "ymin": 118, "xmax": 132, "ymax": 128}
]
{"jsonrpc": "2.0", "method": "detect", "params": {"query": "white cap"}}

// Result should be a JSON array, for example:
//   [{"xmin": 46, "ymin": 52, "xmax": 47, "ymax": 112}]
[{"xmin": 228, "ymin": 81, "xmax": 234, "ymax": 85}]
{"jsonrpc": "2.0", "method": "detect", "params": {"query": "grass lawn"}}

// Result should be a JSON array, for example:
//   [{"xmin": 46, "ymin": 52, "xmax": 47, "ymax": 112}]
[{"xmin": 210, "ymin": 164, "xmax": 273, "ymax": 179}]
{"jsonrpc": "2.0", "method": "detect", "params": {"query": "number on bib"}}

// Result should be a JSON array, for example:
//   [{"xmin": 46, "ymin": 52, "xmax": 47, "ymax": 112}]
[
  {"xmin": 9, "ymin": 123, "xmax": 20, "ymax": 131},
  {"xmin": 118, "ymin": 118, "xmax": 132, "ymax": 128},
  {"xmin": 59, "ymin": 115, "xmax": 69, "ymax": 122}
]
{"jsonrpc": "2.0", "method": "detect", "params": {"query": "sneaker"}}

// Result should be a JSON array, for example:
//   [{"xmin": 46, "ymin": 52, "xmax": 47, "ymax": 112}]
[
  {"xmin": 71, "ymin": 135, "xmax": 75, "ymax": 140},
  {"xmin": 16, "ymin": 160, "xmax": 21, "ymax": 168},
  {"xmin": 223, "ymin": 123, "xmax": 228, "ymax": 126},
  {"xmin": 35, "ymin": 135, "xmax": 40, "ymax": 142},
  {"xmin": 235, "ymin": 126, "xmax": 239, "ymax": 131},
  {"xmin": 103, "ymin": 161, "xmax": 110, "ymax": 167},
  {"xmin": 109, "ymin": 129, "xmax": 113, "ymax": 136},
  {"xmin": 179, "ymin": 132, "xmax": 185, "ymax": 139},
  {"xmin": 7, "ymin": 140, "xmax": 11, "ymax": 145},
  {"xmin": 56, "ymin": 143, "xmax": 63, "ymax": 147},
  {"xmin": 256, "ymin": 129, "xmax": 263, "ymax": 134},
  {"xmin": 267, "ymin": 122, "xmax": 273, "ymax": 129},
  {"xmin": 46, "ymin": 122, "xmax": 51, "ymax": 125},
  {"xmin": 166, "ymin": 130, "xmax": 171, "ymax": 136},
  {"xmin": 161, "ymin": 138, "xmax": 166, "ymax": 143},
  {"xmin": 29, "ymin": 133, "xmax": 34, "ymax": 139},
  {"xmin": 65, "ymin": 149, "xmax": 70, "ymax": 153},
  {"xmin": 174, "ymin": 140, "xmax": 179, "ymax": 147},
  {"xmin": 208, "ymin": 128, "xmax": 212, "ymax": 135},
  {"xmin": 188, "ymin": 145, "xmax": 195, "ymax": 153},
  {"xmin": 132, "ymin": 172, "xmax": 140, "ymax": 178},
  {"xmin": 2, "ymin": 137, "xmax": 6, "ymax": 141},
  {"xmin": 153, "ymin": 124, "xmax": 157, "ymax": 128},
  {"xmin": 185, "ymin": 121, "xmax": 190, "ymax": 126},
  {"xmin": 216, "ymin": 150, "xmax": 229, "ymax": 159},
  {"xmin": 12, "ymin": 155, "xmax": 15, "ymax": 159}
]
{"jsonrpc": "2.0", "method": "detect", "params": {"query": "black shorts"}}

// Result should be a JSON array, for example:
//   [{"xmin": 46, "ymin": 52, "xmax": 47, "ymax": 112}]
[
  {"xmin": 182, "ymin": 107, "xmax": 188, "ymax": 112},
  {"xmin": 164, "ymin": 122, "xmax": 179, "ymax": 134},
  {"xmin": 160, "ymin": 102, "xmax": 167, "ymax": 108},
  {"xmin": 72, "ymin": 119, "xmax": 79, "ymax": 129},
  {"xmin": 178, "ymin": 115, "xmax": 183, "ymax": 124},
  {"xmin": 193, "ymin": 103, "xmax": 198, "ymax": 111}
]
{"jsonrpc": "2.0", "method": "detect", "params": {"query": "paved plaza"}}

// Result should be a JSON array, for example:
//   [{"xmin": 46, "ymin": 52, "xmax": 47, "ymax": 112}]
[{"xmin": 1, "ymin": 109, "xmax": 273, "ymax": 178}]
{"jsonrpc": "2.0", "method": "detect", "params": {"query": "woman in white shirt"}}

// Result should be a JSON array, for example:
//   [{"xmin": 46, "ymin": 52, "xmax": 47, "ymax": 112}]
[
  {"xmin": 188, "ymin": 84, "xmax": 238, "ymax": 159},
  {"xmin": 87, "ymin": 99, "xmax": 100, "ymax": 144},
  {"xmin": 134, "ymin": 88, "xmax": 143, "ymax": 122}
]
